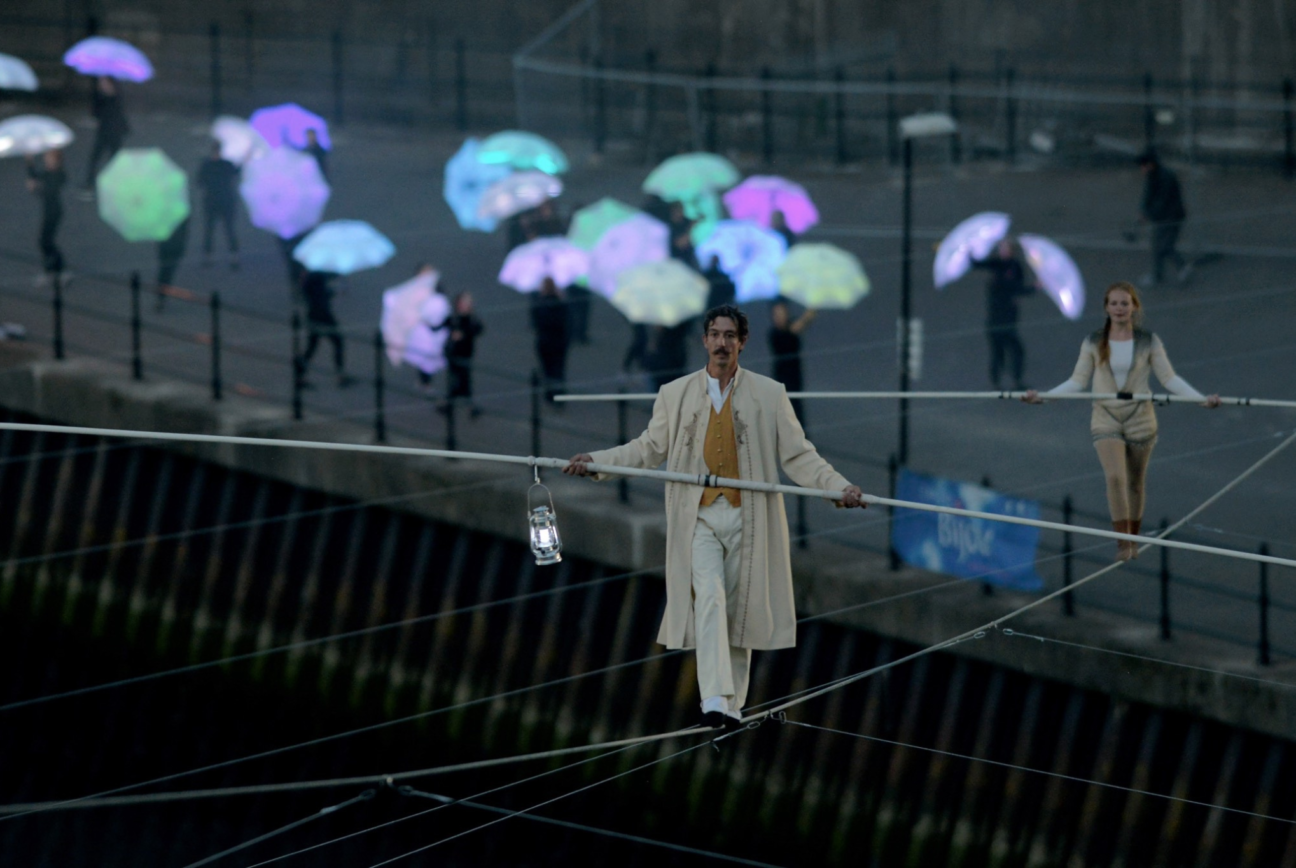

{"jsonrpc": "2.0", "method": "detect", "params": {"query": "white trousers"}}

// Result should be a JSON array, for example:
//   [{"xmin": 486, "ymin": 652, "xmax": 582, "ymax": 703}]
[{"xmin": 692, "ymin": 496, "xmax": 752, "ymax": 712}]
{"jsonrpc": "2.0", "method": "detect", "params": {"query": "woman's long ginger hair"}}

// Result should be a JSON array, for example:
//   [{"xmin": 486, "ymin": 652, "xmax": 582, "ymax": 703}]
[{"xmin": 1098, "ymin": 281, "xmax": 1143, "ymax": 366}]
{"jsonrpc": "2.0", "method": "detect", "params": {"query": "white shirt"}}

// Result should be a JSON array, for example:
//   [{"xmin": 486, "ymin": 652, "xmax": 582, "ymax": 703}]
[
  {"xmin": 1047, "ymin": 338, "xmax": 1204, "ymax": 398},
  {"xmin": 705, "ymin": 372, "xmax": 735, "ymax": 413}
]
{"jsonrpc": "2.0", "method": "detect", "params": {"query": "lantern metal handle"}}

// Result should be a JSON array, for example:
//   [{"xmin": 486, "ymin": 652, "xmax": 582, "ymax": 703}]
[{"xmin": 528, "ymin": 464, "xmax": 556, "ymax": 514}]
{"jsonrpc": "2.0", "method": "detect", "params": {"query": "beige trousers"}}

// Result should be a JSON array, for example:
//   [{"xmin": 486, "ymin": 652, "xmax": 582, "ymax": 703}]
[{"xmin": 692, "ymin": 496, "xmax": 753, "ymax": 711}]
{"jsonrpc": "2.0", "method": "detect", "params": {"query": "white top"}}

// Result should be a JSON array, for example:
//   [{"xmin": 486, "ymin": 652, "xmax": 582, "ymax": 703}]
[
  {"xmin": 705, "ymin": 372, "xmax": 735, "ymax": 414},
  {"xmin": 1048, "ymin": 337, "xmax": 1204, "ymax": 398}
]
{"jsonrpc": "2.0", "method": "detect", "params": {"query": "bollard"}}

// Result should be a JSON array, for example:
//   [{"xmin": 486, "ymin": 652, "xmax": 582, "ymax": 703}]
[
  {"xmin": 372, "ymin": 330, "xmax": 386, "ymax": 443},
  {"xmin": 291, "ymin": 312, "xmax": 303, "ymax": 421},
  {"xmin": 885, "ymin": 68, "xmax": 898, "ymax": 165},
  {"xmin": 52, "ymin": 272, "xmax": 65, "ymax": 360},
  {"xmin": 1158, "ymin": 517, "xmax": 1171, "ymax": 640},
  {"xmin": 130, "ymin": 271, "xmax": 142, "ymax": 380},
  {"xmin": 887, "ymin": 454, "xmax": 900, "ymax": 570},
  {"xmin": 594, "ymin": 58, "xmax": 607, "ymax": 153},
  {"xmin": 1004, "ymin": 68, "xmax": 1016, "ymax": 164},
  {"xmin": 1061, "ymin": 495, "xmax": 1075, "ymax": 616},
  {"xmin": 1143, "ymin": 72, "xmax": 1155, "ymax": 151},
  {"xmin": 761, "ymin": 66, "xmax": 773, "ymax": 165},
  {"xmin": 1258, "ymin": 543, "xmax": 1271, "ymax": 665},
  {"xmin": 530, "ymin": 369, "xmax": 541, "ymax": 457},
  {"xmin": 454, "ymin": 39, "xmax": 467, "ymax": 131},
  {"xmin": 616, "ymin": 386, "xmax": 628, "ymax": 504},
  {"xmin": 948, "ymin": 64, "xmax": 962, "ymax": 163},
  {"xmin": 834, "ymin": 67, "xmax": 847, "ymax": 164},
  {"xmin": 209, "ymin": 22, "xmax": 222, "ymax": 117},
  {"xmin": 1284, "ymin": 79, "xmax": 1294, "ymax": 179},
  {"xmin": 210, "ymin": 292, "xmax": 222, "ymax": 400},
  {"xmin": 331, "ymin": 30, "xmax": 344, "ymax": 126}
]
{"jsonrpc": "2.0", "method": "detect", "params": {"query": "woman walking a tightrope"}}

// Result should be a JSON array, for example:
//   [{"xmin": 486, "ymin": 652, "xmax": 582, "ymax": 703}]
[{"xmin": 1024, "ymin": 282, "xmax": 1219, "ymax": 561}]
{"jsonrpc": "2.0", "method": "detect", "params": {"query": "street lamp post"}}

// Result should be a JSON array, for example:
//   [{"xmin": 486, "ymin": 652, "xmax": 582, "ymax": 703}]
[{"xmin": 897, "ymin": 112, "xmax": 958, "ymax": 468}]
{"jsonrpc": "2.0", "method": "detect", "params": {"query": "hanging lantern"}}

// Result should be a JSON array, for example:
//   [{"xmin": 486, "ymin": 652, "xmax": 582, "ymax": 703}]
[{"xmin": 528, "ymin": 468, "xmax": 562, "ymax": 566}]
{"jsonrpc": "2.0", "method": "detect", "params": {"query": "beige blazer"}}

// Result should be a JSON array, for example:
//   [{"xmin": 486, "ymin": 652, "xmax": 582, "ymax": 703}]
[
  {"xmin": 589, "ymin": 367, "xmax": 851, "ymax": 651},
  {"xmin": 1062, "ymin": 329, "xmax": 1181, "ymax": 408}
]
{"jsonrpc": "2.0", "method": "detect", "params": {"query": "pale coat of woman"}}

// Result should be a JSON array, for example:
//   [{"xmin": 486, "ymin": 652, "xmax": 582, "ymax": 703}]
[{"xmin": 589, "ymin": 367, "xmax": 851, "ymax": 651}]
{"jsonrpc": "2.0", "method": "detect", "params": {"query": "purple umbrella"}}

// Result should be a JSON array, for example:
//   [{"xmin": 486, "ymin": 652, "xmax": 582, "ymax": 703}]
[
  {"xmin": 239, "ymin": 148, "xmax": 331, "ymax": 240},
  {"xmin": 695, "ymin": 219, "xmax": 788, "ymax": 303},
  {"xmin": 934, "ymin": 212, "xmax": 1012, "ymax": 289},
  {"xmin": 588, "ymin": 214, "xmax": 669, "ymax": 299},
  {"xmin": 63, "ymin": 37, "xmax": 153, "ymax": 82},
  {"xmin": 1018, "ymin": 234, "xmax": 1085, "ymax": 320},
  {"xmin": 722, "ymin": 176, "xmax": 819, "ymax": 234},
  {"xmin": 381, "ymin": 271, "xmax": 442, "ymax": 367},
  {"xmin": 249, "ymin": 103, "xmax": 332, "ymax": 151},
  {"xmin": 499, "ymin": 238, "xmax": 590, "ymax": 293}
]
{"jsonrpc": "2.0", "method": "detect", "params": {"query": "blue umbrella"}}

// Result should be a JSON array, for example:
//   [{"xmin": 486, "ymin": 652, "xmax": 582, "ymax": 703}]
[
  {"xmin": 443, "ymin": 138, "xmax": 510, "ymax": 232},
  {"xmin": 695, "ymin": 219, "xmax": 789, "ymax": 302},
  {"xmin": 0, "ymin": 53, "xmax": 38, "ymax": 91},
  {"xmin": 293, "ymin": 220, "xmax": 395, "ymax": 275}
]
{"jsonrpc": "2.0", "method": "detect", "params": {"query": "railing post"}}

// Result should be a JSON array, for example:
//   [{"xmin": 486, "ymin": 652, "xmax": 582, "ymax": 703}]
[
  {"xmin": 1004, "ymin": 67, "xmax": 1016, "ymax": 164},
  {"xmin": 1283, "ymin": 79, "xmax": 1294, "ymax": 179},
  {"xmin": 1159, "ymin": 517, "xmax": 1171, "ymax": 640},
  {"xmin": 834, "ymin": 67, "xmax": 847, "ymax": 165},
  {"xmin": 291, "ymin": 312, "xmax": 303, "ymax": 420},
  {"xmin": 331, "ymin": 30, "xmax": 344, "ymax": 126},
  {"xmin": 888, "ymin": 453, "xmax": 900, "ymax": 570},
  {"xmin": 593, "ymin": 57, "xmax": 606, "ymax": 154},
  {"xmin": 454, "ymin": 38, "xmax": 467, "ymax": 131},
  {"xmin": 210, "ymin": 292, "xmax": 222, "ymax": 400},
  {"xmin": 530, "ymin": 368, "xmax": 542, "ymax": 457},
  {"xmin": 1258, "ymin": 542, "xmax": 1271, "ymax": 666},
  {"xmin": 209, "ymin": 22, "xmax": 222, "ymax": 117},
  {"xmin": 1061, "ymin": 495, "xmax": 1075, "ymax": 616},
  {"xmin": 1143, "ymin": 71, "xmax": 1155, "ymax": 151},
  {"xmin": 52, "ymin": 272, "xmax": 64, "ymax": 360},
  {"xmin": 885, "ymin": 67, "xmax": 898, "ymax": 165},
  {"xmin": 372, "ymin": 329, "xmax": 386, "ymax": 443},
  {"xmin": 445, "ymin": 395, "xmax": 456, "ymax": 451},
  {"xmin": 616, "ymin": 385, "xmax": 629, "ymax": 504},
  {"xmin": 130, "ymin": 271, "xmax": 142, "ymax": 380},
  {"xmin": 948, "ymin": 63, "xmax": 962, "ymax": 163},
  {"xmin": 761, "ymin": 66, "xmax": 773, "ymax": 165}
]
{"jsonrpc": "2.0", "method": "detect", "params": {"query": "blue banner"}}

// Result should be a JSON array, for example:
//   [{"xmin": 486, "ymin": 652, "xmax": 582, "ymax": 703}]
[{"xmin": 892, "ymin": 469, "xmax": 1043, "ymax": 591}]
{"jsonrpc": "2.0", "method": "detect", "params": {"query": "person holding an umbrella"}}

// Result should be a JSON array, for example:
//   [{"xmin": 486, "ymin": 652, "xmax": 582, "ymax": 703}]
[
  {"xmin": 82, "ymin": 76, "xmax": 129, "ymax": 191},
  {"xmin": 564, "ymin": 304, "xmax": 865, "ymax": 731},
  {"xmin": 197, "ymin": 139, "xmax": 240, "ymax": 269},
  {"xmin": 300, "ymin": 270, "xmax": 353, "ymax": 388},
  {"xmin": 972, "ymin": 237, "xmax": 1038, "ymax": 391},
  {"xmin": 1137, "ymin": 149, "xmax": 1189, "ymax": 286},
  {"xmin": 442, "ymin": 291, "xmax": 484, "ymax": 417},
  {"xmin": 26, "ymin": 148, "xmax": 67, "ymax": 282},
  {"xmin": 530, "ymin": 277, "xmax": 570, "ymax": 403}
]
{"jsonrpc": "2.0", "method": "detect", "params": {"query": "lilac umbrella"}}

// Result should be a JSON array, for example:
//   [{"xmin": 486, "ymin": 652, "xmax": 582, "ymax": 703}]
[
  {"xmin": 934, "ymin": 212, "xmax": 1012, "ymax": 289},
  {"xmin": 239, "ymin": 148, "xmax": 331, "ymax": 240},
  {"xmin": 499, "ymin": 238, "xmax": 590, "ymax": 293},
  {"xmin": 695, "ymin": 220, "xmax": 788, "ymax": 303},
  {"xmin": 722, "ymin": 176, "xmax": 820, "ymax": 234},
  {"xmin": 476, "ymin": 171, "xmax": 562, "ymax": 221},
  {"xmin": 403, "ymin": 303, "xmax": 452, "ymax": 375},
  {"xmin": 382, "ymin": 271, "xmax": 451, "ymax": 373},
  {"xmin": 63, "ymin": 37, "xmax": 153, "ymax": 82},
  {"xmin": 249, "ymin": 103, "xmax": 332, "ymax": 151},
  {"xmin": 1018, "ymin": 234, "xmax": 1085, "ymax": 320},
  {"xmin": 588, "ymin": 213, "xmax": 669, "ymax": 298}
]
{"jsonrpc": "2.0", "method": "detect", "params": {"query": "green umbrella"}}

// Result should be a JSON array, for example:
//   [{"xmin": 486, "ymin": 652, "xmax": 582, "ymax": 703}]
[
  {"xmin": 776, "ymin": 243, "xmax": 871, "ymax": 310},
  {"xmin": 96, "ymin": 147, "xmax": 189, "ymax": 242},
  {"xmin": 478, "ymin": 130, "xmax": 569, "ymax": 175},
  {"xmin": 567, "ymin": 197, "xmax": 640, "ymax": 251},
  {"xmin": 642, "ymin": 152, "xmax": 740, "ymax": 203},
  {"xmin": 609, "ymin": 259, "xmax": 709, "ymax": 326}
]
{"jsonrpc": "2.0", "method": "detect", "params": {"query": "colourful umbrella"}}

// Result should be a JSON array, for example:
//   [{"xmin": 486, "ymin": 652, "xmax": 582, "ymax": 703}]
[
  {"xmin": 381, "ymin": 271, "xmax": 449, "ymax": 369},
  {"xmin": 695, "ymin": 219, "xmax": 788, "ymax": 303},
  {"xmin": 63, "ymin": 37, "xmax": 153, "ymax": 82},
  {"xmin": 96, "ymin": 148, "xmax": 189, "ymax": 242},
  {"xmin": 476, "ymin": 170, "xmax": 562, "ymax": 221},
  {"xmin": 588, "ymin": 213, "xmax": 670, "ymax": 298},
  {"xmin": 0, "ymin": 53, "xmax": 38, "ymax": 91},
  {"xmin": 609, "ymin": 260, "xmax": 709, "ymax": 326},
  {"xmin": 1018, "ymin": 234, "xmax": 1085, "ymax": 320},
  {"xmin": 293, "ymin": 220, "xmax": 395, "ymax": 275},
  {"xmin": 722, "ymin": 175, "xmax": 819, "ymax": 234},
  {"xmin": 239, "ymin": 148, "xmax": 331, "ymax": 240},
  {"xmin": 249, "ymin": 103, "xmax": 331, "ymax": 151},
  {"xmin": 403, "ymin": 310, "xmax": 451, "ymax": 376},
  {"xmin": 776, "ymin": 243, "xmax": 870, "ymax": 310},
  {"xmin": 443, "ymin": 138, "xmax": 510, "ymax": 232},
  {"xmin": 567, "ymin": 197, "xmax": 639, "ymax": 250},
  {"xmin": 478, "ymin": 130, "xmax": 569, "ymax": 175},
  {"xmin": 934, "ymin": 212, "xmax": 1012, "ymax": 289},
  {"xmin": 0, "ymin": 115, "xmax": 74, "ymax": 158},
  {"xmin": 642, "ymin": 152, "xmax": 740, "ymax": 203},
  {"xmin": 499, "ymin": 238, "xmax": 590, "ymax": 292},
  {"xmin": 211, "ymin": 116, "xmax": 269, "ymax": 166}
]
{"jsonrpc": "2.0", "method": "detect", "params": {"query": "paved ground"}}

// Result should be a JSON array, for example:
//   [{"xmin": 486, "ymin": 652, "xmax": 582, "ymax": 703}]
[{"xmin": 1, "ymin": 105, "xmax": 1294, "ymax": 657}]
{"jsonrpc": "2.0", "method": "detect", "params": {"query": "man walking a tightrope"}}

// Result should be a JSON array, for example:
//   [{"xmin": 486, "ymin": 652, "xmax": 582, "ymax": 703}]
[{"xmin": 564, "ymin": 304, "xmax": 865, "ymax": 731}]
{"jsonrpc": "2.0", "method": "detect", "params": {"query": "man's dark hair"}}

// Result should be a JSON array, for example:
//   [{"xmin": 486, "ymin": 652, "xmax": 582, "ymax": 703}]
[
  {"xmin": 703, "ymin": 304, "xmax": 749, "ymax": 342},
  {"xmin": 1137, "ymin": 148, "xmax": 1159, "ymax": 167}
]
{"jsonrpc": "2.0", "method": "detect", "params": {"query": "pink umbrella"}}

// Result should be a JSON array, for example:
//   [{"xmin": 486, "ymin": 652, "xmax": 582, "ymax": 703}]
[
  {"xmin": 403, "ymin": 295, "xmax": 453, "ymax": 375},
  {"xmin": 934, "ymin": 212, "xmax": 1012, "ymax": 288},
  {"xmin": 588, "ymin": 214, "xmax": 669, "ymax": 298},
  {"xmin": 499, "ymin": 238, "xmax": 590, "ymax": 292},
  {"xmin": 239, "ymin": 148, "xmax": 331, "ymax": 240},
  {"xmin": 1018, "ymin": 234, "xmax": 1086, "ymax": 320},
  {"xmin": 722, "ymin": 175, "xmax": 819, "ymax": 234},
  {"xmin": 381, "ymin": 271, "xmax": 446, "ymax": 367}
]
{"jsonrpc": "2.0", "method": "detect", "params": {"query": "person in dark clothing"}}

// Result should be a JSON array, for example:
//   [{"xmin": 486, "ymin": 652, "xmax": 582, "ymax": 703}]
[
  {"xmin": 647, "ymin": 322, "xmax": 691, "ymax": 391},
  {"xmin": 667, "ymin": 202, "xmax": 698, "ymax": 268},
  {"xmin": 972, "ymin": 238, "xmax": 1037, "ymax": 390},
  {"xmin": 443, "ymin": 291, "xmax": 484, "ymax": 417},
  {"xmin": 278, "ymin": 231, "xmax": 309, "ymax": 298},
  {"xmin": 622, "ymin": 324, "xmax": 649, "ymax": 374},
  {"xmin": 154, "ymin": 216, "xmax": 190, "ymax": 312},
  {"xmin": 26, "ymin": 148, "xmax": 66, "ymax": 279},
  {"xmin": 300, "ymin": 128, "xmax": 329, "ymax": 181},
  {"xmin": 768, "ymin": 300, "xmax": 816, "ymax": 424},
  {"xmin": 530, "ymin": 277, "xmax": 570, "ymax": 403},
  {"xmin": 196, "ymin": 140, "xmax": 240, "ymax": 268},
  {"xmin": 1138, "ymin": 150, "xmax": 1189, "ymax": 285},
  {"xmin": 770, "ymin": 209, "xmax": 797, "ymax": 249},
  {"xmin": 83, "ymin": 76, "xmax": 129, "ymax": 190},
  {"xmin": 703, "ymin": 255, "xmax": 735, "ymax": 310},
  {"xmin": 299, "ymin": 270, "xmax": 351, "ymax": 387}
]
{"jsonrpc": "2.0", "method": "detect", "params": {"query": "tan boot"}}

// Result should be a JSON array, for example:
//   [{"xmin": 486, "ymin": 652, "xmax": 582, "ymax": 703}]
[
  {"xmin": 1129, "ymin": 518, "xmax": 1143, "ymax": 559},
  {"xmin": 1113, "ymin": 520, "xmax": 1135, "ymax": 562}
]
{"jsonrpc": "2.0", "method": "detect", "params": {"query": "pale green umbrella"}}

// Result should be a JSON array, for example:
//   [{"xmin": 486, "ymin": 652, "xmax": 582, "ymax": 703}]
[
  {"xmin": 567, "ymin": 197, "xmax": 639, "ymax": 250},
  {"xmin": 776, "ymin": 243, "xmax": 871, "ymax": 310},
  {"xmin": 478, "ymin": 130, "xmax": 569, "ymax": 175},
  {"xmin": 609, "ymin": 259, "xmax": 709, "ymax": 326},
  {"xmin": 642, "ymin": 152, "xmax": 740, "ymax": 203},
  {"xmin": 96, "ymin": 147, "xmax": 189, "ymax": 242}
]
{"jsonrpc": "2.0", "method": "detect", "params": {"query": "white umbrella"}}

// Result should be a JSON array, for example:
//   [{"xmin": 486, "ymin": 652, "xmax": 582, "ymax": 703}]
[
  {"xmin": 476, "ymin": 171, "xmax": 562, "ymax": 221},
  {"xmin": 0, "ymin": 53, "xmax": 38, "ymax": 91},
  {"xmin": 0, "ymin": 115, "xmax": 74, "ymax": 159},
  {"xmin": 211, "ymin": 116, "xmax": 269, "ymax": 166}
]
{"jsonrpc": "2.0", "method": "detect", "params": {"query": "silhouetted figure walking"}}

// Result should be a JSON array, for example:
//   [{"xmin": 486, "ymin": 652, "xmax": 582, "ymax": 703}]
[
  {"xmin": 1138, "ymin": 150, "xmax": 1189, "ymax": 285},
  {"xmin": 768, "ymin": 300, "xmax": 815, "ymax": 423},
  {"xmin": 531, "ymin": 277, "xmax": 570, "ymax": 403},
  {"xmin": 300, "ymin": 271, "xmax": 351, "ymax": 387},
  {"xmin": 26, "ymin": 148, "xmax": 66, "ymax": 279},
  {"xmin": 155, "ymin": 216, "xmax": 190, "ymax": 311},
  {"xmin": 83, "ymin": 76, "xmax": 129, "ymax": 190},
  {"xmin": 444, "ymin": 291, "xmax": 484, "ymax": 417},
  {"xmin": 197, "ymin": 140, "xmax": 239, "ymax": 268},
  {"xmin": 972, "ymin": 237, "xmax": 1036, "ymax": 390}
]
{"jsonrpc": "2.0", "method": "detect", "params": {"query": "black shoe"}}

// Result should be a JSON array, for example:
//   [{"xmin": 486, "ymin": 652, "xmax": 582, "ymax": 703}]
[
  {"xmin": 699, "ymin": 711, "xmax": 728, "ymax": 730},
  {"xmin": 721, "ymin": 713, "xmax": 743, "ymax": 733}
]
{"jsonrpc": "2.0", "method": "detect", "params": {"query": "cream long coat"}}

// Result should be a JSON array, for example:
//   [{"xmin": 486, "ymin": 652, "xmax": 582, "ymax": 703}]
[{"xmin": 589, "ymin": 367, "xmax": 851, "ymax": 651}]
